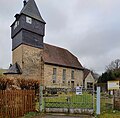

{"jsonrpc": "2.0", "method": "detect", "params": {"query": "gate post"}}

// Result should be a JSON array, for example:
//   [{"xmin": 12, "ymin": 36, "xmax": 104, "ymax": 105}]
[
  {"xmin": 96, "ymin": 87, "xmax": 100, "ymax": 115},
  {"xmin": 39, "ymin": 85, "xmax": 43, "ymax": 112},
  {"xmin": 67, "ymin": 96, "xmax": 70, "ymax": 113}
]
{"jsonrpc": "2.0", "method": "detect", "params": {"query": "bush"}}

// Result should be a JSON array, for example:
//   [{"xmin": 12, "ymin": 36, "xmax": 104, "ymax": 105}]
[
  {"xmin": 0, "ymin": 75, "xmax": 14, "ymax": 90},
  {"xmin": 17, "ymin": 78, "xmax": 40, "ymax": 90},
  {"xmin": 0, "ymin": 75, "xmax": 40, "ymax": 92}
]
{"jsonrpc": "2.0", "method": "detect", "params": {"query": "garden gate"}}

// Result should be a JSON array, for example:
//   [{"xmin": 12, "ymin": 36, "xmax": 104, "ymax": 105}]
[{"xmin": 43, "ymin": 87, "xmax": 94, "ymax": 114}]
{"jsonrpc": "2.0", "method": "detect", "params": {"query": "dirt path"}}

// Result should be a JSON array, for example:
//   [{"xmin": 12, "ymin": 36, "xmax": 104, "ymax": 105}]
[{"xmin": 32, "ymin": 114, "xmax": 94, "ymax": 118}]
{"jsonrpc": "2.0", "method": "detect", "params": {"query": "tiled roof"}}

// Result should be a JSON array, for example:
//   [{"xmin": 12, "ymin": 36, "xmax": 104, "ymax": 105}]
[
  {"xmin": 20, "ymin": 0, "xmax": 45, "ymax": 23},
  {"xmin": 43, "ymin": 43, "xmax": 83, "ymax": 69},
  {"xmin": 83, "ymin": 68, "xmax": 91, "ymax": 80}
]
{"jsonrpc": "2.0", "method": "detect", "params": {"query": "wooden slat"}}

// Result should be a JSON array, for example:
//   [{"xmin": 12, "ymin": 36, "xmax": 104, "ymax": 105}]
[{"xmin": 0, "ymin": 90, "xmax": 35, "ymax": 118}]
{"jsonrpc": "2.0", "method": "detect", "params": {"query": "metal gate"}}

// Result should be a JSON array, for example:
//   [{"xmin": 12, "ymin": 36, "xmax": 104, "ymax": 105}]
[{"xmin": 43, "ymin": 87, "xmax": 94, "ymax": 114}]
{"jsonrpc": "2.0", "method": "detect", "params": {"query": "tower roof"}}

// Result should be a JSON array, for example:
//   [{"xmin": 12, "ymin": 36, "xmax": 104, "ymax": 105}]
[{"xmin": 20, "ymin": 0, "xmax": 45, "ymax": 23}]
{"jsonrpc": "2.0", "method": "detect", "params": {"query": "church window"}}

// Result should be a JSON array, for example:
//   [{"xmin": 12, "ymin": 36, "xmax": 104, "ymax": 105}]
[
  {"xmin": 71, "ymin": 70, "xmax": 74, "ymax": 79},
  {"xmin": 14, "ymin": 21, "xmax": 19, "ymax": 29},
  {"xmin": 62, "ymin": 69, "xmax": 66, "ymax": 81},
  {"xmin": 68, "ymin": 81, "xmax": 70, "ymax": 86},
  {"xmin": 52, "ymin": 68, "xmax": 57, "ymax": 83},
  {"xmin": 87, "ymin": 82, "xmax": 93, "ymax": 89},
  {"xmin": 26, "ymin": 16, "xmax": 32, "ymax": 24}
]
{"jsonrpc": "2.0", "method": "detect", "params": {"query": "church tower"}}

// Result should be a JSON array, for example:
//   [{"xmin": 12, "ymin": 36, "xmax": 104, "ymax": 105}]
[{"xmin": 10, "ymin": 0, "xmax": 46, "ymax": 78}]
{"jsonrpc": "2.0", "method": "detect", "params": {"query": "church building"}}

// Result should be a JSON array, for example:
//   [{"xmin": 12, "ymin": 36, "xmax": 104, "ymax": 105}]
[{"xmin": 5, "ymin": 0, "xmax": 84, "ymax": 88}]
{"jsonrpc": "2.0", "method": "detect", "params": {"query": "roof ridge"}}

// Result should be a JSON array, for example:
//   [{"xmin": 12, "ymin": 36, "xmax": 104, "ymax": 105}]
[{"xmin": 44, "ymin": 43, "xmax": 68, "ymax": 51}]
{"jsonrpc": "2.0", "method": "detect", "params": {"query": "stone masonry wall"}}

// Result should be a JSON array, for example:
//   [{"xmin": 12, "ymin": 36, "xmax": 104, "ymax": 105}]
[
  {"xmin": 12, "ymin": 44, "xmax": 43, "ymax": 82},
  {"xmin": 85, "ymin": 73, "xmax": 95, "ymax": 89},
  {"xmin": 44, "ymin": 64, "xmax": 83, "ymax": 88},
  {"xmin": 12, "ymin": 44, "xmax": 83, "ymax": 87},
  {"xmin": 12, "ymin": 45, "xmax": 23, "ymax": 68}
]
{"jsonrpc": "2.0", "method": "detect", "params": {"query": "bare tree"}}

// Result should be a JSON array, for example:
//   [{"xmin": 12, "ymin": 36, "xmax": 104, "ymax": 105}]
[{"xmin": 106, "ymin": 59, "xmax": 120, "ymax": 71}]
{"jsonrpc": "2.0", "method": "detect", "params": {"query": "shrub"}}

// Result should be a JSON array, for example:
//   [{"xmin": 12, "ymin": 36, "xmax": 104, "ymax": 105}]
[
  {"xmin": 0, "ymin": 75, "xmax": 14, "ymax": 90},
  {"xmin": 17, "ymin": 78, "xmax": 40, "ymax": 90},
  {"xmin": 0, "ymin": 75, "xmax": 40, "ymax": 91}
]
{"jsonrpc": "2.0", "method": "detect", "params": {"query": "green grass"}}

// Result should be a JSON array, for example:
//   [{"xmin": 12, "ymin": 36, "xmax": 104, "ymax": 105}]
[
  {"xmin": 20, "ymin": 112, "xmax": 44, "ymax": 118},
  {"xmin": 94, "ymin": 94, "xmax": 120, "ymax": 118},
  {"xmin": 44, "ymin": 92, "xmax": 93, "ymax": 109},
  {"xmin": 97, "ymin": 110, "xmax": 120, "ymax": 118},
  {"xmin": 21, "ymin": 112, "xmax": 38, "ymax": 118},
  {"xmin": 23, "ymin": 92, "xmax": 120, "ymax": 118},
  {"xmin": 0, "ymin": 69, "xmax": 6, "ymax": 75}
]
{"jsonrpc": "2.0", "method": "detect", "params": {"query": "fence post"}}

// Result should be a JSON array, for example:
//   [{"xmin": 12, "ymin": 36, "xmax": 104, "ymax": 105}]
[
  {"xmin": 39, "ymin": 85, "xmax": 43, "ymax": 112},
  {"xmin": 93, "ymin": 87, "xmax": 95, "ymax": 111},
  {"xmin": 96, "ymin": 87, "xmax": 100, "ymax": 115}
]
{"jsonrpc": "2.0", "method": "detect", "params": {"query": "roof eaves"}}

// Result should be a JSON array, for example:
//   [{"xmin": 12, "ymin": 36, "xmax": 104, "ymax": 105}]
[{"xmin": 44, "ymin": 62, "xmax": 84, "ymax": 70}]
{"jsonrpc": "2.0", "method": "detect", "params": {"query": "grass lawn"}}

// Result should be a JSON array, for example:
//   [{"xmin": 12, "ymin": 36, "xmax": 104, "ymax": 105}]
[
  {"xmin": 94, "ymin": 94, "xmax": 120, "ymax": 118},
  {"xmin": 0, "ymin": 69, "xmax": 6, "ymax": 75},
  {"xmin": 36, "ymin": 92, "xmax": 120, "ymax": 117},
  {"xmin": 45, "ymin": 92, "xmax": 93, "ymax": 109},
  {"xmin": 22, "ymin": 92, "xmax": 120, "ymax": 118},
  {"xmin": 97, "ymin": 110, "xmax": 120, "ymax": 118}
]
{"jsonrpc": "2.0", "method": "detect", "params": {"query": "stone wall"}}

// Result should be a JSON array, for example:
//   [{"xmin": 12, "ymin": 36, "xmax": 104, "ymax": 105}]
[
  {"xmin": 12, "ymin": 45, "xmax": 23, "ymax": 68},
  {"xmin": 12, "ymin": 44, "xmax": 43, "ymax": 81},
  {"xmin": 44, "ymin": 64, "xmax": 83, "ymax": 88},
  {"xmin": 12, "ymin": 44, "xmax": 83, "ymax": 88},
  {"xmin": 84, "ymin": 72, "xmax": 95, "ymax": 89}
]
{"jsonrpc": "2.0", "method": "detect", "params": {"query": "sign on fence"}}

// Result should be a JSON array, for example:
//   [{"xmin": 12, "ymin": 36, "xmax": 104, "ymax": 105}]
[
  {"xmin": 107, "ymin": 81, "xmax": 119, "ymax": 90},
  {"xmin": 76, "ymin": 86, "xmax": 82, "ymax": 95}
]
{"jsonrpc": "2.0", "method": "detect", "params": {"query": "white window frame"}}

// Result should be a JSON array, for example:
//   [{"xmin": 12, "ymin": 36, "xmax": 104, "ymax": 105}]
[
  {"xmin": 14, "ymin": 21, "xmax": 19, "ymax": 29},
  {"xmin": 26, "ymin": 16, "xmax": 32, "ymax": 24}
]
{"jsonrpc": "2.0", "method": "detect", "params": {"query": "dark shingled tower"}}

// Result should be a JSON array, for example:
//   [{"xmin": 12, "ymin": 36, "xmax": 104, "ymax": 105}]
[
  {"xmin": 11, "ymin": 0, "xmax": 46, "ymax": 50},
  {"xmin": 21, "ymin": 0, "xmax": 45, "ymax": 22}
]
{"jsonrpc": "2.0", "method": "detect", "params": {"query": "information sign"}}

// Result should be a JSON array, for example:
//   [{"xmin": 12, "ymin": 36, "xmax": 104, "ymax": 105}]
[
  {"xmin": 107, "ymin": 81, "xmax": 119, "ymax": 90},
  {"xmin": 76, "ymin": 86, "xmax": 82, "ymax": 95}
]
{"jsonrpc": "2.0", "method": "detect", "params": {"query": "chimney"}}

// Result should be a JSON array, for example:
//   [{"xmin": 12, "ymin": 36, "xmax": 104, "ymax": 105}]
[{"xmin": 23, "ymin": 0, "xmax": 27, "ymax": 7}]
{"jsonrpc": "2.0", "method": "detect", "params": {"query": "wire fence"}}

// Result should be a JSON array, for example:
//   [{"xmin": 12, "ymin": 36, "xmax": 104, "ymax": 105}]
[{"xmin": 42, "ymin": 87, "xmax": 94, "ymax": 114}]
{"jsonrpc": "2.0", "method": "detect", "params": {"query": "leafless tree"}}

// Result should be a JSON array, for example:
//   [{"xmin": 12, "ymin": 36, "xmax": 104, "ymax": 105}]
[{"xmin": 106, "ymin": 59, "xmax": 120, "ymax": 71}]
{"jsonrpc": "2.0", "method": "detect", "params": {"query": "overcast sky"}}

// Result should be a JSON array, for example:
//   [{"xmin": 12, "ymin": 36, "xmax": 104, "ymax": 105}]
[{"xmin": 0, "ymin": 0, "xmax": 120, "ymax": 74}]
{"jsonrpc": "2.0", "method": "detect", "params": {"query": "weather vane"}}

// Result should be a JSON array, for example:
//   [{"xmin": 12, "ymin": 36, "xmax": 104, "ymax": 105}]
[{"xmin": 23, "ymin": 0, "xmax": 27, "ymax": 6}]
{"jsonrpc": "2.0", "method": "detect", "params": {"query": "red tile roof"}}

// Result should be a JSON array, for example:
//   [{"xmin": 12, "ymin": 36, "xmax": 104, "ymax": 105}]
[{"xmin": 43, "ymin": 43, "xmax": 83, "ymax": 69}]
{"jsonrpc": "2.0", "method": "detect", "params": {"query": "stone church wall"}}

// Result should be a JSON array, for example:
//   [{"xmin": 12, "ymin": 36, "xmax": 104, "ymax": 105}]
[
  {"xmin": 44, "ymin": 64, "xmax": 83, "ymax": 88},
  {"xmin": 12, "ymin": 45, "xmax": 23, "ymax": 68},
  {"xmin": 12, "ymin": 44, "xmax": 43, "ymax": 81}
]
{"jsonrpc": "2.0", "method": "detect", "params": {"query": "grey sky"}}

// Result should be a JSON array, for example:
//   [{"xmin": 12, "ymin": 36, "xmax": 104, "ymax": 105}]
[{"xmin": 0, "ymin": 0, "xmax": 120, "ymax": 74}]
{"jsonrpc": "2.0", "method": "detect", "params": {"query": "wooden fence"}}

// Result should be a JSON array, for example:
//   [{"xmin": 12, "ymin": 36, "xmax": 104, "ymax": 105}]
[{"xmin": 0, "ymin": 90, "xmax": 35, "ymax": 118}]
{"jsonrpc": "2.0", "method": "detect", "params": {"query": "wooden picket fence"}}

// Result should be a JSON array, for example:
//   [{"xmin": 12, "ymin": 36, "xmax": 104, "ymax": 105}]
[{"xmin": 0, "ymin": 90, "xmax": 35, "ymax": 118}]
